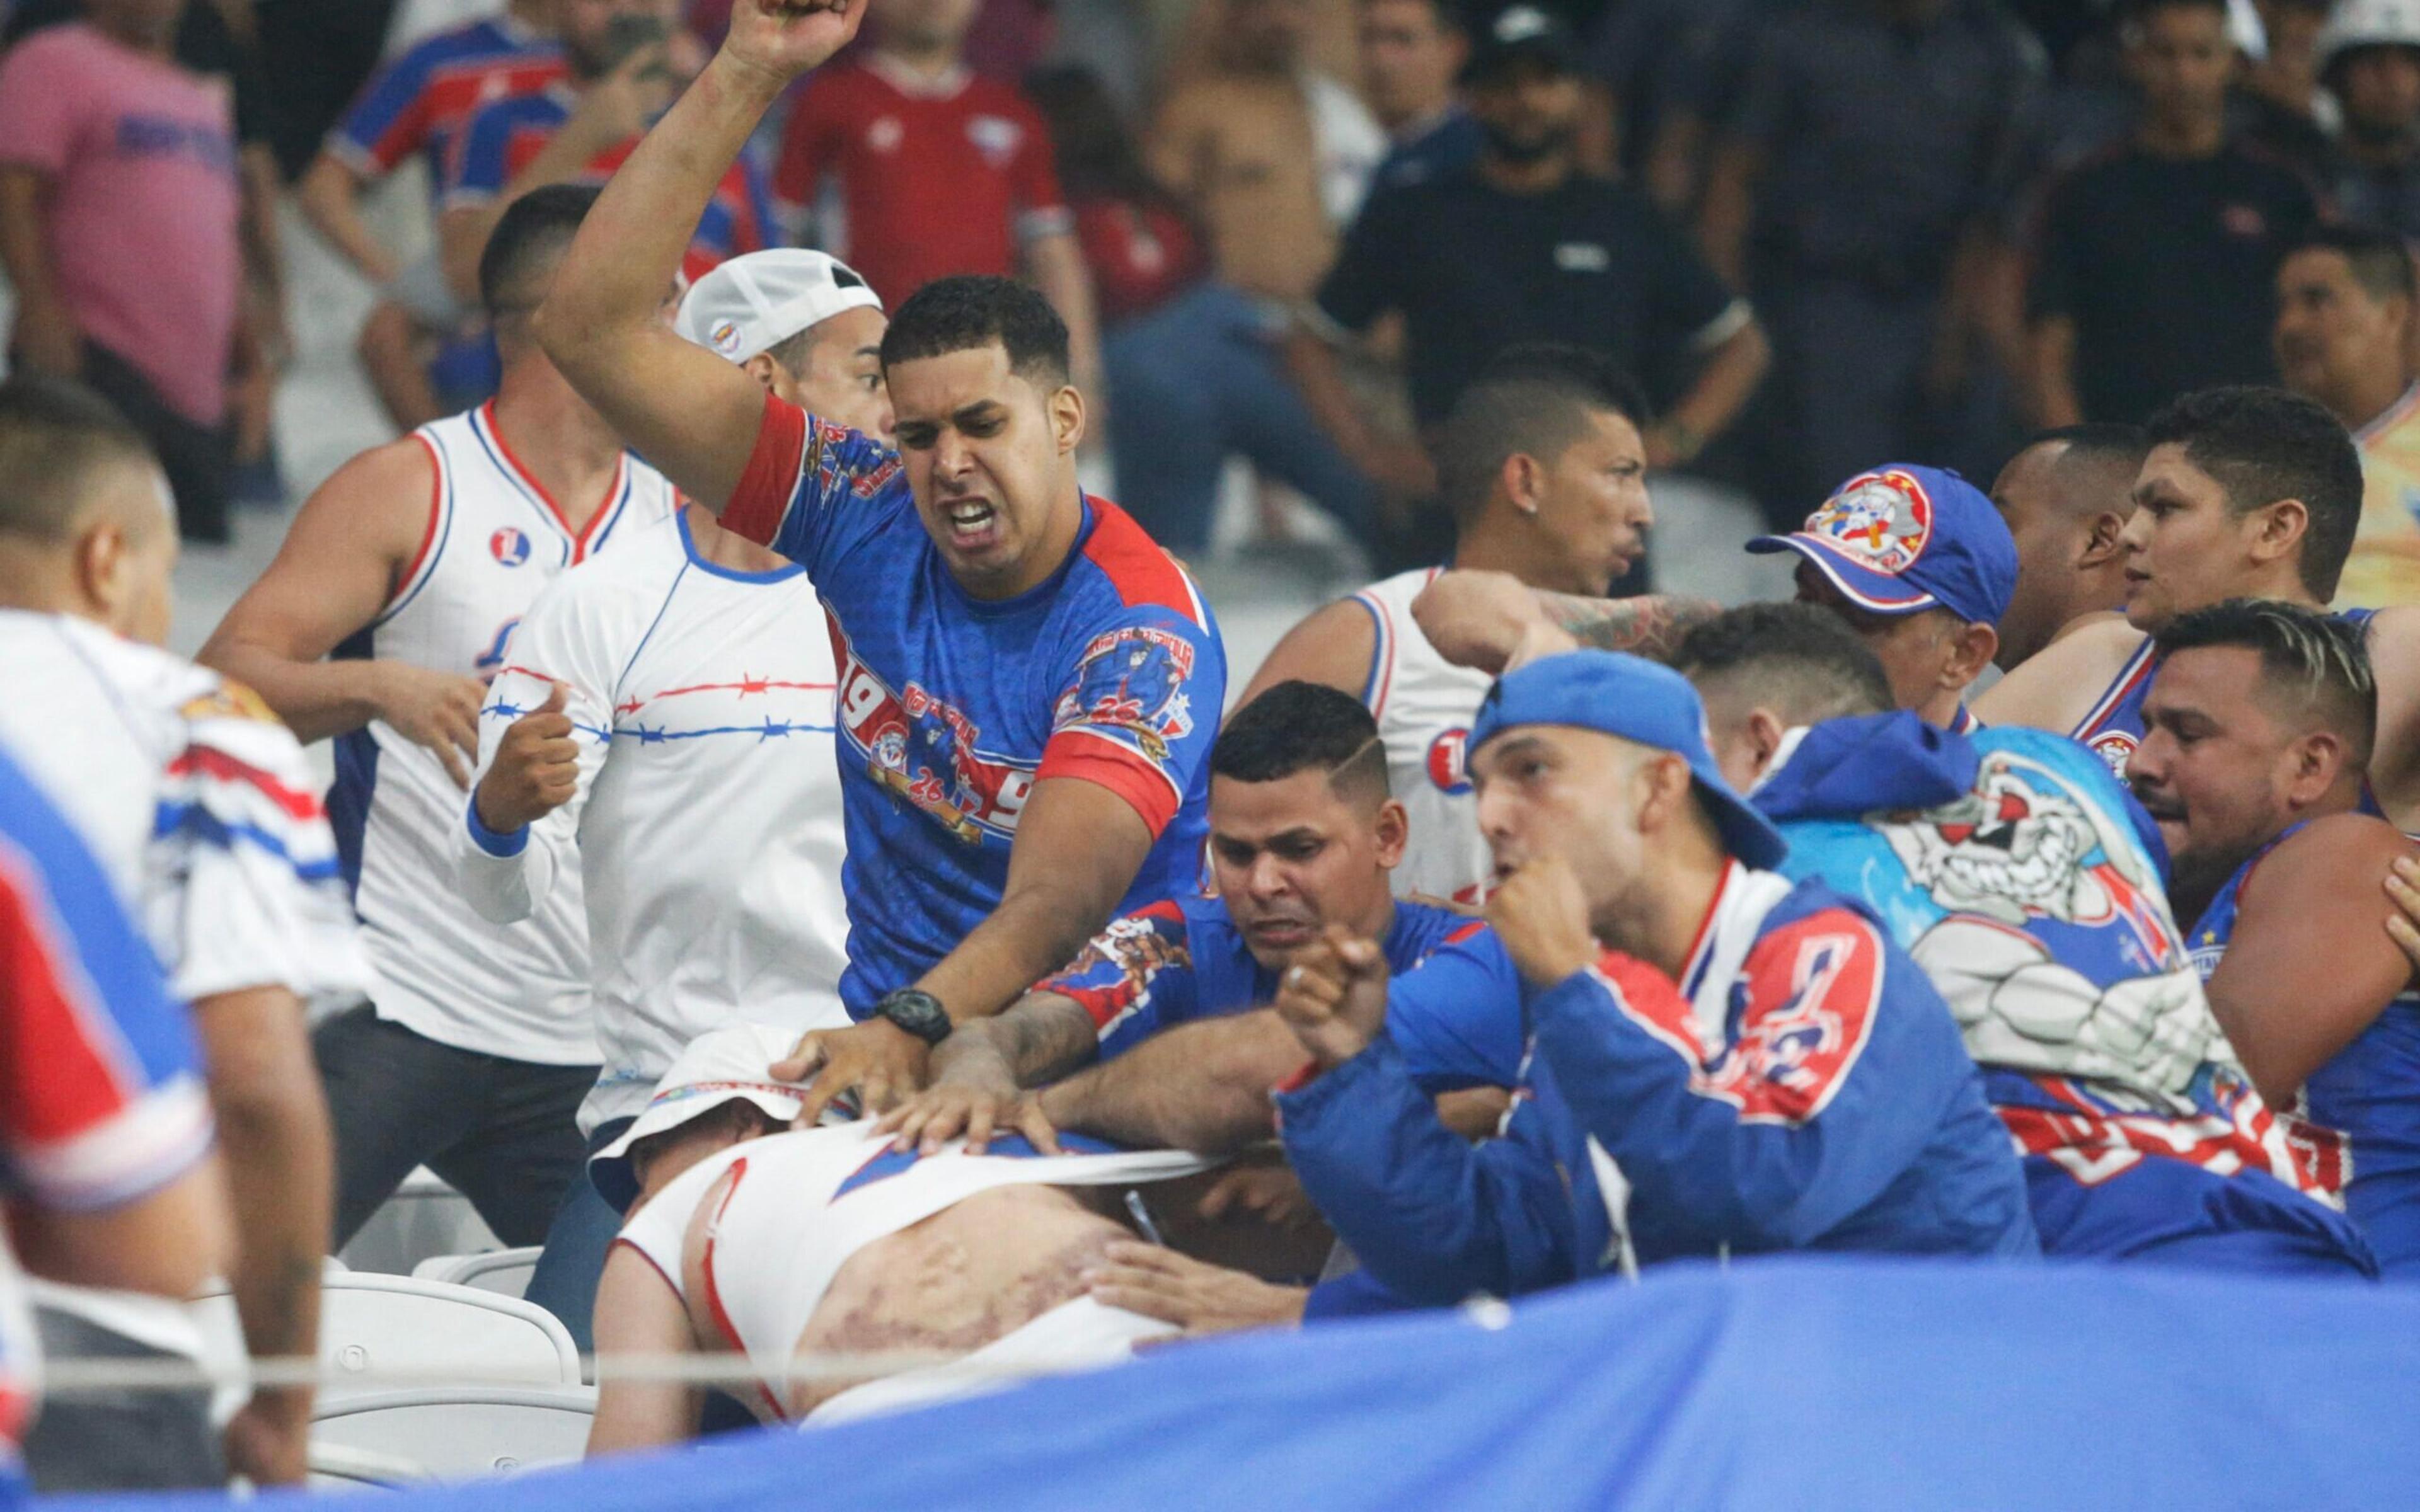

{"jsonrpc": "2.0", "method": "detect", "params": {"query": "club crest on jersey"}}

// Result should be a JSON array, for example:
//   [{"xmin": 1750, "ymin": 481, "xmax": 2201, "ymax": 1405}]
[
  {"xmin": 2086, "ymin": 729, "xmax": 2139, "ymax": 779},
  {"xmin": 833, "ymin": 624, "xmax": 1035, "ymax": 844},
  {"xmin": 1804, "ymin": 469, "xmax": 1933, "ymax": 575},
  {"xmin": 1427, "ymin": 727, "xmax": 1471, "ymax": 795},
  {"xmin": 490, "ymin": 527, "xmax": 531, "ymax": 567},
  {"xmin": 1057, "ymin": 627, "xmax": 1196, "ymax": 763}
]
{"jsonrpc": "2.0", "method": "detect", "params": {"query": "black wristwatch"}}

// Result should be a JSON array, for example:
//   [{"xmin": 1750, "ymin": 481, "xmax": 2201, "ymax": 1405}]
[{"xmin": 875, "ymin": 988, "xmax": 953, "ymax": 1046}]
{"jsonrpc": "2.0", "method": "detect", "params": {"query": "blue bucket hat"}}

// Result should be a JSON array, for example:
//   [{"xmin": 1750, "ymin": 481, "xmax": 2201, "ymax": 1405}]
[
  {"xmin": 1747, "ymin": 464, "xmax": 2017, "ymax": 627},
  {"xmin": 1468, "ymin": 650, "xmax": 1788, "ymax": 870}
]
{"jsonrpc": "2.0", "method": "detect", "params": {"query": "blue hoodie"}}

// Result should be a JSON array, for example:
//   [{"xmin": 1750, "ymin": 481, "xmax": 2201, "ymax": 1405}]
[{"xmin": 1751, "ymin": 712, "xmax": 2375, "ymax": 1277}]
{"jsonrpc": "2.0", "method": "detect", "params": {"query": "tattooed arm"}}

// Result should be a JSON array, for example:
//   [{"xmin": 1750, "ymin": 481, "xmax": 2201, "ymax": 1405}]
[{"xmin": 1412, "ymin": 570, "xmax": 1721, "ymax": 673}]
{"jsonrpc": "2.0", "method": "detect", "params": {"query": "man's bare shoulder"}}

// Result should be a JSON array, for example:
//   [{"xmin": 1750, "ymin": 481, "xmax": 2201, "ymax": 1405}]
[
  {"xmin": 1239, "ymin": 596, "xmax": 1380, "ymax": 705},
  {"xmin": 1976, "ymin": 617, "xmax": 2146, "ymax": 731},
  {"xmin": 2250, "ymin": 813, "xmax": 2414, "ymax": 913}
]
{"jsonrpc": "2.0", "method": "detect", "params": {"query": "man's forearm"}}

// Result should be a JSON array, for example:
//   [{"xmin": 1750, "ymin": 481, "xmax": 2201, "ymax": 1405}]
[
  {"xmin": 931, "ymin": 993, "xmax": 1100, "ymax": 1087},
  {"xmin": 1664, "ymin": 319, "xmax": 1769, "ymax": 459},
  {"xmin": 1281, "ymin": 325, "xmax": 1385, "ymax": 466},
  {"xmin": 200, "ymin": 988, "xmax": 330, "ymax": 1426},
  {"xmin": 296, "ymin": 157, "xmax": 399, "ymax": 285},
  {"xmin": 1536, "ymin": 591, "xmax": 1720, "ymax": 661},
  {"xmin": 541, "ymin": 54, "xmax": 781, "ymax": 387},
  {"xmin": 0, "ymin": 171, "xmax": 69, "ymax": 329},
  {"xmin": 914, "ymin": 883, "xmax": 1122, "ymax": 1025},
  {"xmin": 197, "ymin": 642, "xmax": 386, "ymax": 744},
  {"xmin": 1040, "ymin": 1011, "xmax": 1298, "ymax": 1153}
]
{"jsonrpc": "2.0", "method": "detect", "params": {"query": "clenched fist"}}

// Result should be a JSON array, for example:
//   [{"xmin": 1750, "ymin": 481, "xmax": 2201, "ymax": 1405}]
[
  {"xmin": 1486, "ymin": 853, "xmax": 1598, "ymax": 987},
  {"xmin": 722, "ymin": 0, "xmax": 870, "ymax": 83},
  {"xmin": 473, "ymin": 680, "xmax": 579, "ymax": 833},
  {"xmin": 1272, "ymin": 925, "xmax": 1392, "ymax": 1070}
]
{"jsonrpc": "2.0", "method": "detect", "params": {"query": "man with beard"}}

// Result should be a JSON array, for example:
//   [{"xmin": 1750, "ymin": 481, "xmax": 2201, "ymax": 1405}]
[
  {"xmin": 1284, "ymin": 4, "xmax": 1768, "ymax": 486},
  {"xmin": 2129, "ymin": 600, "xmax": 2420, "ymax": 1276}
]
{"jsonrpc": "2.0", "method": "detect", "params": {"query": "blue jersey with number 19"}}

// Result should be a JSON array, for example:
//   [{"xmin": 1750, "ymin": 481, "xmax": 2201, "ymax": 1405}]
[{"xmin": 723, "ymin": 391, "xmax": 1224, "ymax": 1014}]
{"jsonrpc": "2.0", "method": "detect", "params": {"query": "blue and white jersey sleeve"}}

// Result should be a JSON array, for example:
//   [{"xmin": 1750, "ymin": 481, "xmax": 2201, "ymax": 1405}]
[
  {"xmin": 1032, "ymin": 900, "xmax": 1201, "ymax": 1060},
  {"xmin": 152, "ymin": 680, "xmax": 369, "ymax": 1004},
  {"xmin": 722, "ymin": 390, "xmax": 909, "ymax": 581},
  {"xmin": 459, "ymin": 575, "xmax": 615, "ymax": 922},
  {"xmin": 1036, "ymin": 606, "xmax": 1222, "ymax": 841}
]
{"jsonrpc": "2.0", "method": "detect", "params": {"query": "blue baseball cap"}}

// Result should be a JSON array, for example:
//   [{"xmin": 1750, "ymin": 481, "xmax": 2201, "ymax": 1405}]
[
  {"xmin": 1747, "ymin": 464, "xmax": 2017, "ymax": 627},
  {"xmin": 1468, "ymin": 650, "xmax": 1787, "ymax": 871}
]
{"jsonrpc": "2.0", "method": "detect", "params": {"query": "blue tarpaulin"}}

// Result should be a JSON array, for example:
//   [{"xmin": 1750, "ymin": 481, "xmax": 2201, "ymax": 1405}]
[{"xmin": 64, "ymin": 1256, "xmax": 2420, "ymax": 1510}]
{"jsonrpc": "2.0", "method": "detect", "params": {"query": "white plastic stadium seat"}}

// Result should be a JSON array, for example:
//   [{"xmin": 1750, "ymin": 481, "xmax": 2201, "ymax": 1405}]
[
  {"xmin": 413, "ymin": 1247, "xmax": 543, "ymax": 1299},
  {"xmin": 192, "ymin": 1273, "xmax": 579, "ymax": 1405},
  {"xmin": 310, "ymin": 1387, "xmax": 596, "ymax": 1480},
  {"xmin": 306, "ymin": 1443, "xmax": 430, "ymax": 1490},
  {"xmin": 340, "ymin": 1167, "xmax": 505, "ymax": 1276},
  {"xmin": 318, "ymin": 1274, "xmax": 580, "ymax": 1395}
]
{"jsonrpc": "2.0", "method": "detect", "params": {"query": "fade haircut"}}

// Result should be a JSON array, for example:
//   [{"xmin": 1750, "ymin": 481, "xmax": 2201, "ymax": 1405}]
[
  {"xmin": 2153, "ymin": 598, "xmax": 2377, "ymax": 768},
  {"xmin": 1671, "ymin": 602, "xmax": 1894, "ymax": 727},
  {"xmin": 1214, "ymin": 680, "xmax": 1389, "ymax": 799},
  {"xmin": 2289, "ymin": 223, "xmax": 2419, "ymax": 306},
  {"xmin": 880, "ymin": 275, "xmax": 1071, "ymax": 387},
  {"xmin": 2034, "ymin": 422, "xmax": 2149, "ymax": 481},
  {"xmin": 1435, "ymin": 344, "xmax": 1649, "ymax": 526},
  {"xmin": 2143, "ymin": 386, "xmax": 2363, "ymax": 603},
  {"xmin": 0, "ymin": 374, "xmax": 156, "ymax": 543},
  {"xmin": 479, "ymin": 183, "xmax": 601, "ymax": 321}
]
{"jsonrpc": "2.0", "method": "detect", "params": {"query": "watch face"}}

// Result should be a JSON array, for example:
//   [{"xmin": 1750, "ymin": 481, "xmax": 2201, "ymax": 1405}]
[{"xmin": 883, "ymin": 992, "xmax": 950, "ymax": 1043}]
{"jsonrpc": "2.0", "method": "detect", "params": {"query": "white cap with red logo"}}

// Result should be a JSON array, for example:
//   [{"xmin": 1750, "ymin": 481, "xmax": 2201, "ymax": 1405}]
[{"xmin": 675, "ymin": 249, "xmax": 884, "ymax": 365}]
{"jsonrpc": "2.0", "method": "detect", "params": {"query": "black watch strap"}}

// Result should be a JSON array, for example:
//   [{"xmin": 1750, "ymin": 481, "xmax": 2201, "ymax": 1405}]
[{"xmin": 875, "ymin": 988, "xmax": 953, "ymax": 1046}]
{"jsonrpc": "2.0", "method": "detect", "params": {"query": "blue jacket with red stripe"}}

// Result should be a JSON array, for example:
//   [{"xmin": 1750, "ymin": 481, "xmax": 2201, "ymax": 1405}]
[
  {"xmin": 723, "ymin": 395, "xmax": 1224, "ymax": 1014},
  {"xmin": 1278, "ymin": 866, "xmax": 2036, "ymax": 1307}
]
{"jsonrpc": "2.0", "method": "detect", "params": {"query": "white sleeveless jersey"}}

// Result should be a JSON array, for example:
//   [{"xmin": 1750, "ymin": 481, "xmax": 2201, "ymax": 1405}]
[
  {"xmin": 333, "ymin": 403, "xmax": 679, "ymax": 1065},
  {"xmin": 457, "ymin": 512, "xmax": 853, "ymax": 1131},
  {"xmin": 1349, "ymin": 569, "xmax": 1496, "ymax": 905}
]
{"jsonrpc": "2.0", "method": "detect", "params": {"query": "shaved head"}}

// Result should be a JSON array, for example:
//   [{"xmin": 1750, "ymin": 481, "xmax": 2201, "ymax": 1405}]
[{"xmin": 0, "ymin": 374, "xmax": 163, "ymax": 545}]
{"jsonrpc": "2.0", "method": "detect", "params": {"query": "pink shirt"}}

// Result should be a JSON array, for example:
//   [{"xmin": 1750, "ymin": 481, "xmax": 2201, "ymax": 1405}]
[{"xmin": 0, "ymin": 24, "xmax": 239, "ymax": 424}]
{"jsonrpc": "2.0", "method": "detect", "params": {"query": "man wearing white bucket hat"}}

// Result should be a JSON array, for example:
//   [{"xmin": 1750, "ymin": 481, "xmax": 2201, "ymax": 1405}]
[
  {"xmin": 585, "ymin": 1022, "xmax": 1219, "ymax": 1450},
  {"xmin": 459, "ymin": 248, "xmax": 890, "ymax": 1346}
]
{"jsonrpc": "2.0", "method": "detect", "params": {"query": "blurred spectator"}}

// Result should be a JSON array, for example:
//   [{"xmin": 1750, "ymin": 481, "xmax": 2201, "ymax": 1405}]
[
  {"xmin": 2026, "ymin": 0, "xmax": 2322, "ymax": 426},
  {"xmin": 1030, "ymin": 66, "xmax": 1378, "ymax": 552},
  {"xmin": 2318, "ymin": 0, "xmax": 2420, "ymax": 238},
  {"xmin": 1289, "ymin": 7, "xmax": 1768, "ymax": 495},
  {"xmin": 296, "ymin": 0, "xmax": 564, "ymax": 288},
  {"xmin": 439, "ymin": 0, "xmax": 766, "ymax": 301},
  {"xmin": 0, "ymin": 735, "xmax": 228, "ymax": 1495},
  {"xmin": 252, "ymin": 0, "xmax": 406, "ymax": 179},
  {"xmin": 1148, "ymin": 0, "xmax": 1386, "ymax": 304},
  {"xmin": 1698, "ymin": 0, "xmax": 2043, "ymax": 513},
  {"xmin": 1588, "ymin": 0, "xmax": 1756, "ymax": 212},
  {"xmin": 0, "ymin": 0, "xmax": 270, "ymax": 544},
  {"xmin": 1359, "ymin": 0, "xmax": 1477, "ymax": 193},
  {"xmin": 2274, "ymin": 223, "xmax": 2420, "ymax": 607},
  {"xmin": 773, "ymin": 0, "xmax": 1101, "ymax": 392},
  {"xmin": 2232, "ymin": 0, "xmax": 2336, "ymax": 179},
  {"xmin": 0, "ymin": 374, "xmax": 358, "ymax": 1489}
]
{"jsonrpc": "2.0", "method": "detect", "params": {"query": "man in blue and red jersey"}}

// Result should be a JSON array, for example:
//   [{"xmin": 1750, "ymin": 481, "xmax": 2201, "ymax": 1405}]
[
  {"xmin": 534, "ymin": 0, "xmax": 1224, "ymax": 1121},
  {"xmin": 296, "ymin": 0, "xmax": 566, "ymax": 287},
  {"xmin": 1271, "ymin": 650, "xmax": 2036, "ymax": 1305},
  {"xmin": 880, "ymin": 680, "xmax": 1523, "ymax": 1161},
  {"xmin": 2129, "ymin": 600, "xmax": 2420, "ymax": 1278},
  {"xmin": 0, "ymin": 736, "xmax": 229, "ymax": 1498},
  {"xmin": 437, "ymin": 0, "xmax": 771, "ymax": 300}
]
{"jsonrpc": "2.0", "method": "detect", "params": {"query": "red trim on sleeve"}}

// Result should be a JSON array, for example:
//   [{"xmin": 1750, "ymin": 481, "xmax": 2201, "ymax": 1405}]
[
  {"xmin": 1079, "ymin": 498, "xmax": 1206, "ymax": 626},
  {"xmin": 1444, "ymin": 920, "xmax": 1487, "ymax": 946},
  {"xmin": 1037, "ymin": 733, "xmax": 1180, "ymax": 838},
  {"xmin": 1274, "ymin": 1059, "xmax": 1322, "ymax": 1095},
  {"xmin": 723, "ymin": 389, "xmax": 811, "ymax": 547},
  {"xmin": 386, "ymin": 432, "xmax": 444, "ymax": 612},
  {"xmin": 164, "ymin": 748, "xmax": 323, "ymax": 822}
]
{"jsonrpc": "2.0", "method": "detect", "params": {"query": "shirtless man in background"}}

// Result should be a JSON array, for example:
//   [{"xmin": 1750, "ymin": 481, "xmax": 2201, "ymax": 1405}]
[{"xmin": 1148, "ymin": 0, "xmax": 1383, "ymax": 304}]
